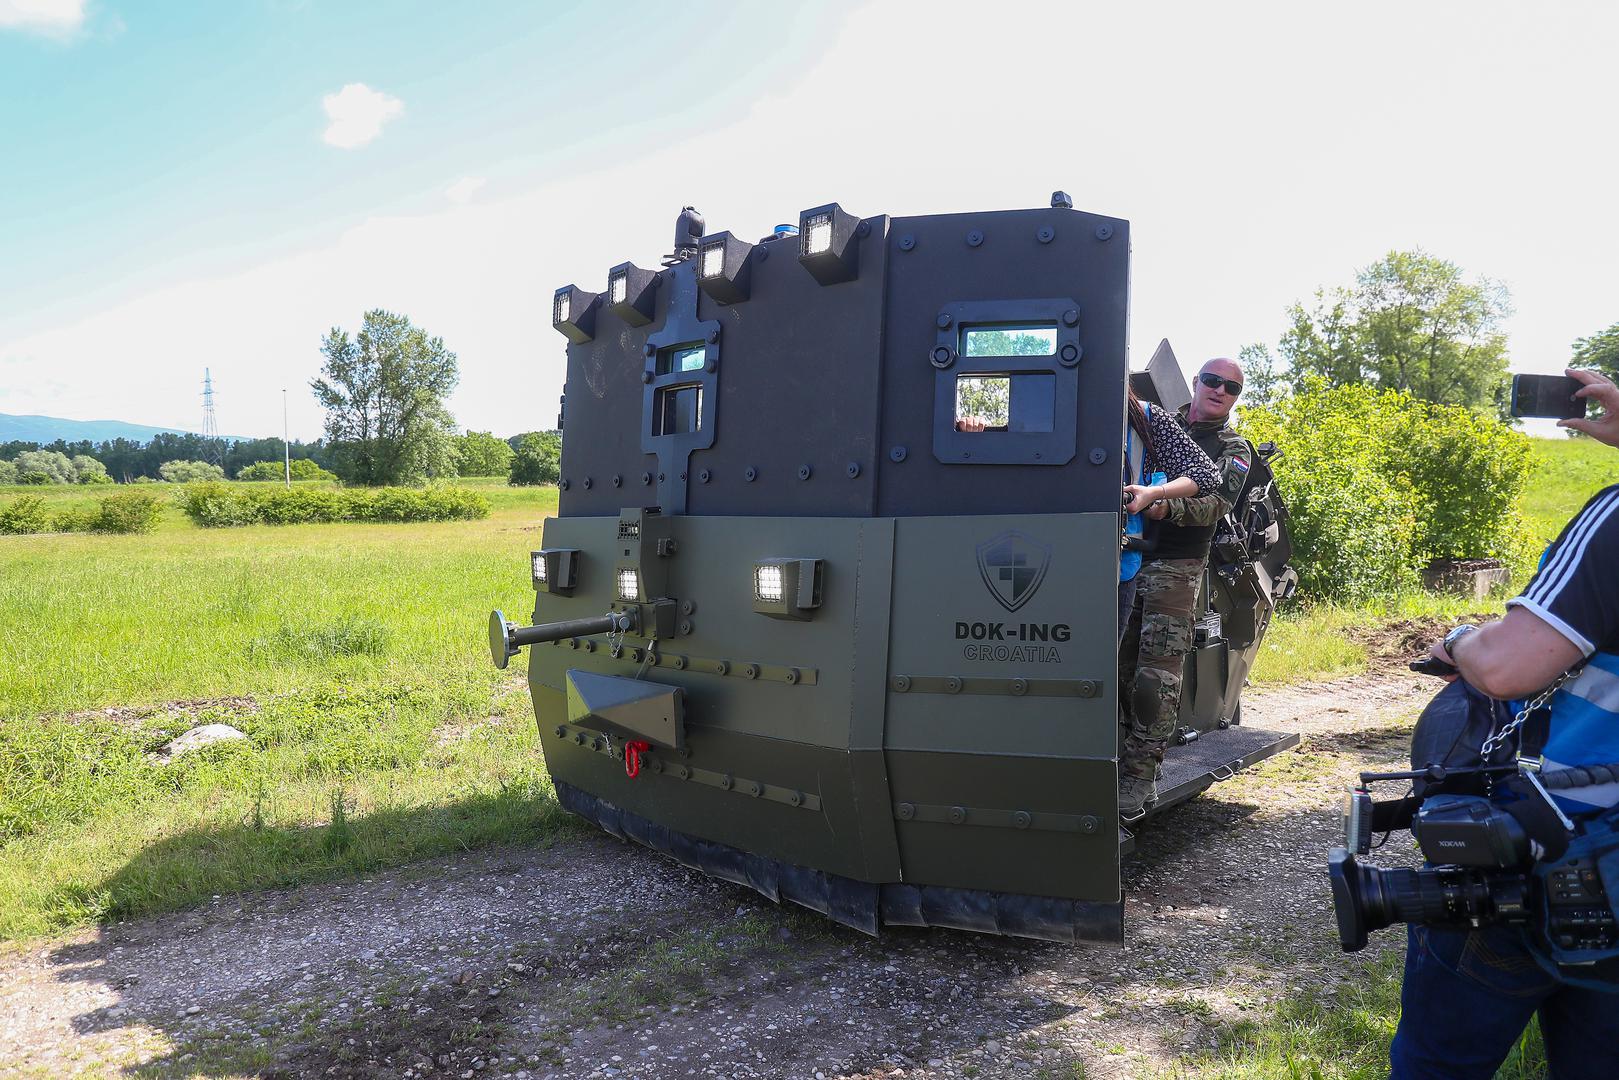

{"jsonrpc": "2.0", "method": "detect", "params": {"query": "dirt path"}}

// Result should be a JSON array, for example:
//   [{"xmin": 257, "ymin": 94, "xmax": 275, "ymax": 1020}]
[{"xmin": 0, "ymin": 667, "xmax": 1438, "ymax": 1079}]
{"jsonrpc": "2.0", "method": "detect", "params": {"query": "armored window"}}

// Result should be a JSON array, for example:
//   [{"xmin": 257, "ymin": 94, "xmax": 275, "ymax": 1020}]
[
  {"xmin": 654, "ymin": 384, "xmax": 703, "ymax": 436},
  {"xmin": 955, "ymin": 374, "xmax": 1055, "ymax": 433},
  {"xmin": 961, "ymin": 325, "xmax": 1057, "ymax": 358},
  {"xmin": 932, "ymin": 302, "xmax": 1080, "ymax": 466},
  {"xmin": 656, "ymin": 343, "xmax": 706, "ymax": 375}
]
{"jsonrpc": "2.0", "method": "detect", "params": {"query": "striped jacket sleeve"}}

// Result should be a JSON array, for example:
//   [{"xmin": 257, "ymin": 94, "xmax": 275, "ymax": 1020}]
[{"xmin": 1506, "ymin": 483, "xmax": 1619, "ymax": 656}]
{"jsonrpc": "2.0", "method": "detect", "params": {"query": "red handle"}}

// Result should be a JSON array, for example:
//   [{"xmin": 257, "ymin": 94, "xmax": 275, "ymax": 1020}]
[{"xmin": 624, "ymin": 740, "xmax": 652, "ymax": 778}]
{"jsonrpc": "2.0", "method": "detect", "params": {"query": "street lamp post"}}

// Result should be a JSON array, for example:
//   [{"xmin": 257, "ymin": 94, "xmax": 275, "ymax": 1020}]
[{"xmin": 283, "ymin": 389, "xmax": 291, "ymax": 488}]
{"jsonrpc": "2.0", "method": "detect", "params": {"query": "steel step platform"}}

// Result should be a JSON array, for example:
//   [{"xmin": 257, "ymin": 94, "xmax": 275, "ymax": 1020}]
[{"xmin": 1118, "ymin": 724, "xmax": 1300, "ymax": 853}]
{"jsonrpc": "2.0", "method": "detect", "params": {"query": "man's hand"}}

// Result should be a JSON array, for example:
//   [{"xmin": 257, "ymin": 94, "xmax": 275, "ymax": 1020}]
[
  {"xmin": 1426, "ymin": 640, "xmax": 1461, "ymax": 683},
  {"xmin": 954, "ymin": 415, "xmax": 988, "ymax": 433},
  {"xmin": 1559, "ymin": 368, "xmax": 1619, "ymax": 447}
]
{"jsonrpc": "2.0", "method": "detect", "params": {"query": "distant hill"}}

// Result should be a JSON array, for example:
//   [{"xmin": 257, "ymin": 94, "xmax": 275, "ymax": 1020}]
[{"xmin": 0, "ymin": 413, "xmax": 252, "ymax": 444}]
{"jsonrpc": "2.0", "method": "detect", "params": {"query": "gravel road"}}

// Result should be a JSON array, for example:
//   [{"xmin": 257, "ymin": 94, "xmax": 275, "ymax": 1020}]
[{"xmin": 0, "ymin": 666, "xmax": 1437, "ymax": 1079}]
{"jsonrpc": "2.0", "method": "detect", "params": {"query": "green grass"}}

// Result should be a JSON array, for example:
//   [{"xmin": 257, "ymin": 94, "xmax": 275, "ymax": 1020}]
[
  {"xmin": 0, "ymin": 487, "xmax": 563, "ymax": 939},
  {"xmin": 1168, "ymin": 950, "xmax": 1545, "ymax": 1079},
  {"xmin": 1521, "ymin": 435, "xmax": 1619, "ymax": 542}
]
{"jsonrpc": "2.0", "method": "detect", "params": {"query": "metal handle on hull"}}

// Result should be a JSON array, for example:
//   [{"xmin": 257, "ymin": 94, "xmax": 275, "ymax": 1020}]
[{"xmin": 488, "ymin": 609, "xmax": 635, "ymax": 670}]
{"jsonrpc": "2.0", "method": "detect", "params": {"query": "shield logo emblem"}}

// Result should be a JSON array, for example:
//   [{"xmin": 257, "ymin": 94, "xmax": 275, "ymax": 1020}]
[{"xmin": 976, "ymin": 530, "xmax": 1052, "ymax": 613}]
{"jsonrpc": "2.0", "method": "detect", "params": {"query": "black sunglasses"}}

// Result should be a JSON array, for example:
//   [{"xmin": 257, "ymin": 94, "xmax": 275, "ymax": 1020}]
[{"xmin": 1199, "ymin": 372, "xmax": 1243, "ymax": 396}]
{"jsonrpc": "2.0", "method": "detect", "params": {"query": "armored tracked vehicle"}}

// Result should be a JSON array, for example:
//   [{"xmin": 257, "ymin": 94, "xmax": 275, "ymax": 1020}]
[{"xmin": 488, "ymin": 195, "xmax": 1298, "ymax": 943}]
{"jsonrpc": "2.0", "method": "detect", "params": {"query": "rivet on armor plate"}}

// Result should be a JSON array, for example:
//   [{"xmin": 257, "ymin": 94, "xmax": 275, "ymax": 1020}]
[
  {"xmin": 896, "ymin": 802, "xmax": 915, "ymax": 821},
  {"xmin": 1013, "ymin": 810, "xmax": 1032, "ymax": 829},
  {"xmin": 949, "ymin": 806, "xmax": 968, "ymax": 824},
  {"xmin": 1080, "ymin": 815, "xmax": 1100, "ymax": 834}
]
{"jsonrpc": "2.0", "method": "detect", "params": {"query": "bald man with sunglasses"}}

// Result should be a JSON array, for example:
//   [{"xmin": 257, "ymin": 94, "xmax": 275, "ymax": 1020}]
[{"xmin": 1118, "ymin": 356, "xmax": 1254, "ymax": 819}]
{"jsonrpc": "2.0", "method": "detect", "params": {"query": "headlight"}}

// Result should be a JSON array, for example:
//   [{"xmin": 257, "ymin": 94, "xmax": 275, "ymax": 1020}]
[
  {"xmin": 754, "ymin": 564, "xmax": 784, "ymax": 603},
  {"xmin": 616, "ymin": 567, "xmax": 640, "ymax": 602},
  {"xmin": 752, "ymin": 558, "xmax": 824, "ymax": 620}
]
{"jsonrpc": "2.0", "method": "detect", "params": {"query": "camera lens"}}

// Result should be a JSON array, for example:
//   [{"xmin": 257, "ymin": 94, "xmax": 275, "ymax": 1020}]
[{"xmin": 1328, "ymin": 849, "xmax": 1528, "ymax": 951}]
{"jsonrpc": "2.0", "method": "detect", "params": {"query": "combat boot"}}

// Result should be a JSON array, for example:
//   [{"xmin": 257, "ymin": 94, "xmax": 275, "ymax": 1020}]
[{"xmin": 1118, "ymin": 773, "xmax": 1157, "ymax": 821}]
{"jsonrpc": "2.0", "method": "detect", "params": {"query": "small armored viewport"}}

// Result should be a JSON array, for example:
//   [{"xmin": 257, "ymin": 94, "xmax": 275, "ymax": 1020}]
[{"xmin": 499, "ymin": 197, "xmax": 1298, "ymax": 943}]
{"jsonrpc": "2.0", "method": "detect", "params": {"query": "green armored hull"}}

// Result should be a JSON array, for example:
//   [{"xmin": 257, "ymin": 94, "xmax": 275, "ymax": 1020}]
[{"xmin": 491, "ymin": 197, "xmax": 1297, "ymax": 942}]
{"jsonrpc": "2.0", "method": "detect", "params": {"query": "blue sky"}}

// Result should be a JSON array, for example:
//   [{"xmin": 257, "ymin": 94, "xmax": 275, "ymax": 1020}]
[{"xmin": 3, "ymin": 0, "xmax": 1616, "ymax": 440}]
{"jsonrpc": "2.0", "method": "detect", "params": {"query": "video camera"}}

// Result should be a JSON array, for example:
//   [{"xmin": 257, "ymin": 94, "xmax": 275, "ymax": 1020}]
[{"xmin": 1328, "ymin": 758, "xmax": 1619, "ymax": 983}]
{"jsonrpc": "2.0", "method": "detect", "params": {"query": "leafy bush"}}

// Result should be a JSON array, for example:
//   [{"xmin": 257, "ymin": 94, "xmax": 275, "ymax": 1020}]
[
  {"xmin": 235, "ymin": 459, "xmax": 339, "ymax": 482},
  {"xmin": 18, "ymin": 472, "xmax": 51, "ymax": 485},
  {"xmin": 1241, "ymin": 381, "xmax": 1532, "ymax": 601},
  {"xmin": 87, "ymin": 491, "xmax": 162, "ymax": 534},
  {"xmin": 159, "ymin": 459, "xmax": 226, "ymax": 483},
  {"xmin": 0, "ymin": 496, "xmax": 50, "ymax": 535},
  {"xmin": 0, "ymin": 460, "xmax": 16, "ymax": 485},
  {"xmin": 177, "ymin": 482, "xmax": 489, "ymax": 527}
]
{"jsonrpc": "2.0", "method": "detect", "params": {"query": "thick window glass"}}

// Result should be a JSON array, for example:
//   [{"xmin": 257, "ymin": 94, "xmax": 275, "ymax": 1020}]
[
  {"xmin": 960, "ymin": 324, "xmax": 1058, "ymax": 357},
  {"xmin": 955, "ymin": 374, "xmax": 1055, "ymax": 433},
  {"xmin": 656, "ymin": 344, "xmax": 706, "ymax": 375},
  {"xmin": 654, "ymin": 384, "xmax": 703, "ymax": 435}
]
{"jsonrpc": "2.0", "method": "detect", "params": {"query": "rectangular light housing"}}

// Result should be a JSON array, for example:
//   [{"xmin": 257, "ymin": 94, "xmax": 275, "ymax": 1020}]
[
  {"xmin": 696, "ymin": 231, "xmax": 753, "ymax": 304},
  {"xmin": 797, "ymin": 202, "xmax": 861, "ymax": 285},
  {"xmin": 551, "ymin": 284, "xmax": 599, "ymax": 343},
  {"xmin": 532, "ymin": 548, "xmax": 579, "ymax": 594},
  {"xmin": 752, "ymin": 558, "xmax": 824, "ymax": 620},
  {"xmin": 605, "ymin": 261, "xmax": 656, "ymax": 326}
]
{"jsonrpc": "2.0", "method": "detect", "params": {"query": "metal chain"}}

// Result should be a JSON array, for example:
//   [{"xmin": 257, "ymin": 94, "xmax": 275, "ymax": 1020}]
[{"xmin": 1480, "ymin": 669, "xmax": 1580, "ymax": 761}]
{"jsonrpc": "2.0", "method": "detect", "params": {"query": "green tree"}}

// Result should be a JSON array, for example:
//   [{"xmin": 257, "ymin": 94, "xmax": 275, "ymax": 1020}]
[
  {"xmin": 1571, "ymin": 321, "xmax": 1619, "ymax": 381},
  {"xmin": 508, "ymin": 431, "xmax": 561, "ymax": 485},
  {"xmin": 1275, "ymin": 250, "xmax": 1510, "ymax": 412},
  {"xmin": 0, "ymin": 461, "xmax": 16, "ymax": 485},
  {"xmin": 71, "ymin": 455, "xmax": 111, "ymax": 484},
  {"xmin": 456, "ymin": 430, "xmax": 515, "ymax": 477},
  {"xmin": 13, "ymin": 450, "xmax": 75, "ymax": 484},
  {"xmin": 1236, "ymin": 343, "xmax": 1285, "ymax": 408},
  {"xmin": 310, "ymin": 310, "xmax": 460, "ymax": 486}
]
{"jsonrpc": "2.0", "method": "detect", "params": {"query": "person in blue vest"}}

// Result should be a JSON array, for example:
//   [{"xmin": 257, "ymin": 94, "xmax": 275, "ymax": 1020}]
[{"xmin": 1394, "ymin": 367, "xmax": 1619, "ymax": 1079}]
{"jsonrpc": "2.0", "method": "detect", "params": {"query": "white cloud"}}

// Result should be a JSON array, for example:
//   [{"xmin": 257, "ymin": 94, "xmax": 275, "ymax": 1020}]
[
  {"xmin": 0, "ymin": 0, "xmax": 87, "ymax": 37},
  {"xmin": 444, "ymin": 176, "xmax": 487, "ymax": 205},
  {"xmin": 321, "ymin": 83, "xmax": 404, "ymax": 149}
]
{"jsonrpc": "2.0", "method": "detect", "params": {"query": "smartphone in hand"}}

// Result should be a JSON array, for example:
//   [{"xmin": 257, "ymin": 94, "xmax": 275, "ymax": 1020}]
[{"xmin": 1511, "ymin": 373, "xmax": 1586, "ymax": 419}]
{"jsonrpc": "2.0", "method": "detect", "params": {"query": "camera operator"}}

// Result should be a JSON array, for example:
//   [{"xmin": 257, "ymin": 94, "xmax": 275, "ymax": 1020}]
[{"xmin": 1391, "ymin": 368, "xmax": 1619, "ymax": 1078}]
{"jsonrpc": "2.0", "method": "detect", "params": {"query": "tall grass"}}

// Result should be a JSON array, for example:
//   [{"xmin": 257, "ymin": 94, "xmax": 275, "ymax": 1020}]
[{"xmin": 0, "ymin": 490, "xmax": 561, "ymax": 939}]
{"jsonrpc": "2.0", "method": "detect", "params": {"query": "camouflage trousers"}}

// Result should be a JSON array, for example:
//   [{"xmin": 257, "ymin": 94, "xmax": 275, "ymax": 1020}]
[{"xmin": 1118, "ymin": 558, "xmax": 1203, "ymax": 781}]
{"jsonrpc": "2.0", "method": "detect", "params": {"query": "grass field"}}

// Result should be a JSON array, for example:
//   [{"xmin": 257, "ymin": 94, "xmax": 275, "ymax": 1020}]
[{"xmin": 0, "ymin": 480, "xmax": 564, "ymax": 939}]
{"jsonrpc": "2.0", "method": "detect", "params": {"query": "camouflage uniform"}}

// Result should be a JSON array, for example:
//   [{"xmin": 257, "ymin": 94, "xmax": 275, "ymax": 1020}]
[{"xmin": 1118, "ymin": 411, "xmax": 1251, "ymax": 783}]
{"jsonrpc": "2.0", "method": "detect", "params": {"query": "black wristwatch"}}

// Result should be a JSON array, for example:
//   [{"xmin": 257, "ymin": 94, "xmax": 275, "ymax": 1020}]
[{"xmin": 1443, "ymin": 623, "xmax": 1479, "ymax": 657}]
